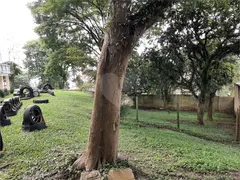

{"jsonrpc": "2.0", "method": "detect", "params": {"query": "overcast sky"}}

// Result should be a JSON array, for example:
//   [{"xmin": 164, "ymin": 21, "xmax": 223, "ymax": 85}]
[{"xmin": 0, "ymin": 0, "xmax": 38, "ymax": 66}]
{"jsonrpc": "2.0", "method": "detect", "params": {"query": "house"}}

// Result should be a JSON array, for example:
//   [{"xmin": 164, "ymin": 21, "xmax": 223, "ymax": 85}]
[{"xmin": 0, "ymin": 63, "xmax": 11, "ymax": 90}]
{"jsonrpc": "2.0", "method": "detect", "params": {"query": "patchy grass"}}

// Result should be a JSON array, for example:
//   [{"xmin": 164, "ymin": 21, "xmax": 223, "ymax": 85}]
[
  {"xmin": 0, "ymin": 91, "xmax": 240, "ymax": 180},
  {"xmin": 123, "ymin": 108, "xmax": 235, "ymax": 143}
]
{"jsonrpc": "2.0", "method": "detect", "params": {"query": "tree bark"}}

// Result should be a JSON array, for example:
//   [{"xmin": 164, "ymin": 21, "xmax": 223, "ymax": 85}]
[
  {"xmin": 197, "ymin": 94, "xmax": 205, "ymax": 125},
  {"xmin": 207, "ymin": 92, "xmax": 215, "ymax": 121},
  {"xmin": 73, "ymin": 0, "xmax": 176, "ymax": 171},
  {"xmin": 74, "ymin": 1, "xmax": 134, "ymax": 170}
]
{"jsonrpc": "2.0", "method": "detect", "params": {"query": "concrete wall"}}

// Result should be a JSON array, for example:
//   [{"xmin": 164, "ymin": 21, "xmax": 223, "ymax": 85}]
[{"xmin": 136, "ymin": 94, "xmax": 234, "ymax": 114}]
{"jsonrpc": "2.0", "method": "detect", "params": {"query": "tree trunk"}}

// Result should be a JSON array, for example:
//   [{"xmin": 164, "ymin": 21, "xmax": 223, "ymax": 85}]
[
  {"xmin": 207, "ymin": 92, "xmax": 215, "ymax": 121},
  {"xmin": 74, "ymin": 1, "xmax": 135, "ymax": 170},
  {"xmin": 197, "ymin": 95, "xmax": 205, "ymax": 125},
  {"xmin": 73, "ymin": 0, "xmax": 176, "ymax": 171}
]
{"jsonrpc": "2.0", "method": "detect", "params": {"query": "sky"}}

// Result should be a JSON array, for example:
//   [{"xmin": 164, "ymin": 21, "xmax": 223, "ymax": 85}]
[{"xmin": 0, "ymin": 0, "xmax": 38, "ymax": 66}]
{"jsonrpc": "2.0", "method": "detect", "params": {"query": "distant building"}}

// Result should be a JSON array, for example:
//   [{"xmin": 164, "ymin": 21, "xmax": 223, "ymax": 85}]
[{"xmin": 0, "ymin": 63, "xmax": 11, "ymax": 90}]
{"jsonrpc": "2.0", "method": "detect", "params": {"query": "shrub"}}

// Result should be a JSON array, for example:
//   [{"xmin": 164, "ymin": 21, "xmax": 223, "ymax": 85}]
[
  {"xmin": 10, "ymin": 87, "xmax": 14, "ymax": 94},
  {"xmin": 4, "ymin": 88, "xmax": 9, "ymax": 96},
  {"xmin": 120, "ymin": 105, "xmax": 130, "ymax": 117},
  {"xmin": 0, "ymin": 89, "xmax": 5, "ymax": 98}
]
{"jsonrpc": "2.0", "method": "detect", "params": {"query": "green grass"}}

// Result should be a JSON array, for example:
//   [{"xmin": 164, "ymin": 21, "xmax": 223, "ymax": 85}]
[
  {"xmin": 1, "ymin": 91, "xmax": 240, "ymax": 179},
  {"xmin": 123, "ymin": 108, "xmax": 235, "ymax": 142},
  {"xmin": 0, "ymin": 91, "xmax": 93, "ymax": 179}
]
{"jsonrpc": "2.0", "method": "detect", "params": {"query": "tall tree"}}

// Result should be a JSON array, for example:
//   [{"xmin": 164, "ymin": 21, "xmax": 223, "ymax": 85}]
[
  {"xmin": 29, "ymin": 0, "xmax": 106, "ymax": 57},
  {"xmin": 23, "ymin": 40, "xmax": 48, "ymax": 82},
  {"xmin": 146, "ymin": 0, "xmax": 240, "ymax": 124},
  {"xmin": 71, "ymin": 0, "xmax": 177, "ymax": 170}
]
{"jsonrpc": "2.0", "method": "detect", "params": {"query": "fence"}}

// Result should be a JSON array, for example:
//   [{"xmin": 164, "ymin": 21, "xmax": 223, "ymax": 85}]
[{"xmin": 134, "ymin": 94, "xmax": 234, "ymax": 114}]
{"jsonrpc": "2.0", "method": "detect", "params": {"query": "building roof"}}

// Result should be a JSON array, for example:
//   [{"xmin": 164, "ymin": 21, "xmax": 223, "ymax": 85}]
[{"xmin": 235, "ymin": 82, "xmax": 240, "ymax": 86}]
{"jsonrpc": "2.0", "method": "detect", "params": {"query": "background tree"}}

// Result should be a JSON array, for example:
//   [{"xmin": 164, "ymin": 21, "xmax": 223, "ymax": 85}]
[
  {"xmin": 23, "ymin": 39, "xmax": 95, "ymax": 88},
  {"xmin": 123, "ymin": 51, "xmax": 177, "ymax": 108},
  {"xmin": 123, "ymin": 51, "xmax": 152, "ymax": 96},
  {"xmin": 206, "ymin": 61, "xmax": 235, "ymax": 120},
  {"xmin": 146, "ymin": 0, "xmax": 240, "ymax": 124},
  {"xmin": 14, "ymin": 72, "xmax": 31, "ymax": 88},
  {"xmin": 23, "ymin": 40, "xmax": 48, "ymax": 82}
]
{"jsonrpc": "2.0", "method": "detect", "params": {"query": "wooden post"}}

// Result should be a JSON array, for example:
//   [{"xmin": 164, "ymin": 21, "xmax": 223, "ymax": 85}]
[
  {"xmin": 177, "ymin": 102, "xmax": 180, "ymax": 129},
  {"xmin": 235, "ymin": 108, "xmax": 240, "ymax": 142},
  {"xmin": 136, "ymin": 95, "xmax": 139, "ymax": 121}
]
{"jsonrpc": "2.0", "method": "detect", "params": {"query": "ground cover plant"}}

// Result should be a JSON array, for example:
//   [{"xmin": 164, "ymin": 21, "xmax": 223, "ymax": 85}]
[{"xmin": 0, "ymin": 91, "xmax": 240, "ymax": 179}]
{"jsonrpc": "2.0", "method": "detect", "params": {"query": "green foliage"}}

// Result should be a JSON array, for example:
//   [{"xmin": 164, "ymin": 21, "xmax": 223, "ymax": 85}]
[
  {"xmin": 10, "ymin": 87, "xmax": 14, "ymax": 94},
  {"xmin": 0, "ymin": 89, "xmax": 5, "ymax": 98},
  {"xmin": 3, "ymin": 88, "xmax": 9, "ymax": 96},
  {"xmin": 23, "ymin": 40, "xmax": 48, "ymax": 81},
  {"xmin": 14, "ymin": 73, "xmax": 30, "ymax": 88},
  {"xmin": 120, "ymin": 105, "xmax": 130, "ymax": 117},
  {"xmin": 29, "ymin": 0, "xmax": 106, "ymax": 57},
  {"xmin": 78, "ymin": 82, "xmax": 94, "ymax": 91},
  {"xmin": 146, "ymin": 0, "xmax": 240, "ymax": 116},
  {"xmin": 26, "ymin": 0, "xmax": 105, "ymax": 87},
  {"xmin": 123, "ymin": 51, "xmax": 153, "ymax": 95}
]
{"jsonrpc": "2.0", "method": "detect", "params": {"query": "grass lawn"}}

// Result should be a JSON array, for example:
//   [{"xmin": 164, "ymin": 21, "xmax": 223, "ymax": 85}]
[
  {"xmin": 123, "ymin": 108, "xmax": 235, "ymax": 143},
  {"xmin": 0, "ymin": 91, "xmax": 240, "ymax": 179}
]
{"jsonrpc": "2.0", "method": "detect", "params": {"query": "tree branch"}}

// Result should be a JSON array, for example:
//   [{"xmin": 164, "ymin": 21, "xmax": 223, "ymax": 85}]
[{"xmin": 129, "ymin": 0, "xmax": 177, "ymax": 39}]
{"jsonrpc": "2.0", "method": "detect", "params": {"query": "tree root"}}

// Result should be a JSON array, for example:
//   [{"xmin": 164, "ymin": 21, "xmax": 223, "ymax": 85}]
[{"xmin": 73, "ymin": 152, "xmax": 87, "ymax": 170}]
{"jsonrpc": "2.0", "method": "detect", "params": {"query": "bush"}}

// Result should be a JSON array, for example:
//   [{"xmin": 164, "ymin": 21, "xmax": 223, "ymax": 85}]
[
  {"xmin": 4, "ymin": 88, "xmax": 9, "ymax": 96},
  {"xmin": 0, "ymin": 89, "xmax": 5, "ymax": 98},
  {"xmin": 10, "ymin": 87, "xmax": 14, "ymax": 94},
  {"xmin": 120, "ymin": 105, "xmax": 130, "ymax": 117}
]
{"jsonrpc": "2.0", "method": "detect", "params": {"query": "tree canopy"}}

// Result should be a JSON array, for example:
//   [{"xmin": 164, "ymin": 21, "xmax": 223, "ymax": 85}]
[{"xmin": 146, "ymin": 0, "xmax": 240, "ymax": 124}]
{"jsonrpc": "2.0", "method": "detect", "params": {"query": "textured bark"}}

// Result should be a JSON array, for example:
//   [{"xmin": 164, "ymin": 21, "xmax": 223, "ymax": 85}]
[
  {"xmin": 73, "ymin": 0, "xmax": 176, "ymax": 171},
  {"xmin": 74, "ymin": 1, "xmax": 134, "ymax": 170},
  {"xmin": 197, "ymin": 95, "xmax": 205, "ymax": 125},
  {"xmin": 207, "ymin": 93, "xmax": 215, "ymax": 121}
]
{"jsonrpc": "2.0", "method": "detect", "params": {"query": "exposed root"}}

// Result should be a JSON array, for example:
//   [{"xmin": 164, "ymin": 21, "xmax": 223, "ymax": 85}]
[{"xmin": 73, "ymin": 153, "xmax": 87, "ymax": 170}]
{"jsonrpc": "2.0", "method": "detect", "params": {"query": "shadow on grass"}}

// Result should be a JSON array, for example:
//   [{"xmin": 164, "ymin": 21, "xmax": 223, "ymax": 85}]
[{"xmin": 121, "ymin": 120, "xmax": 238, "ymax": 145}]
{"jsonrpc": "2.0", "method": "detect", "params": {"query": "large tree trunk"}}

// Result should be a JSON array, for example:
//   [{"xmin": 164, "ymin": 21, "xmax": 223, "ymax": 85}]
[
  {"xmin": 74, "ymin": 1, "xmax": 134, "ymax": 171},
  {"xmin": 197, "ymin": 94, "xmax": 205, "ymax": 125},
  {"xmin": 207, "ymin": 92, "xmax": 215, "ymax": 121},
  {"xmin": 73, "ymin": 0, "xmax": 176, "ymax": 171}
]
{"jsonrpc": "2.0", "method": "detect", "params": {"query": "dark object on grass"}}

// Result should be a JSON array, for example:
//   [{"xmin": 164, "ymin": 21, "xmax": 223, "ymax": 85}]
[
  {"xmin": 33, "ymin": 90, "xmax": 40, "ymax": 97},
  {"xmin": 22, "ymin": 105, "xmax": 47, "ymax": 132},
  {"xmin": 40, "ymin": 83, "xmax": 55, "ymax": 96},
  {"xmin": 40, "ymin": 83, "xmax": 53, "ymax": 93},
  {"xmin": 12, "ymin": 96, "xmax": 22, "ymax": 109},
  {"xmin": 43, "ymin": 83, "xmax": 53, "ymax": 90},
  {"xmin": 20, "ymin": 86, "xmax": 34, "ymax": 98},
  {"xmin": 2, "ymin": 99, "xmax": 17, "ymax": 117},
  {"xmin": 0, "ymin": 106, "xmax": 11, "ymax": 126},
  {"xmin": 21, "ymin": 97, "xmax": 31, "ymax": 100},
  {"xmin": 33, "ymin": 99, "xmax": 49, "ymax": 104},
  {"xmin": 47, "ymin": 89, "xmax": 55, "ymax": 96},
  {"xmin": 0, "ymin": 131, "xmax": 3, "ymax": 151}
]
